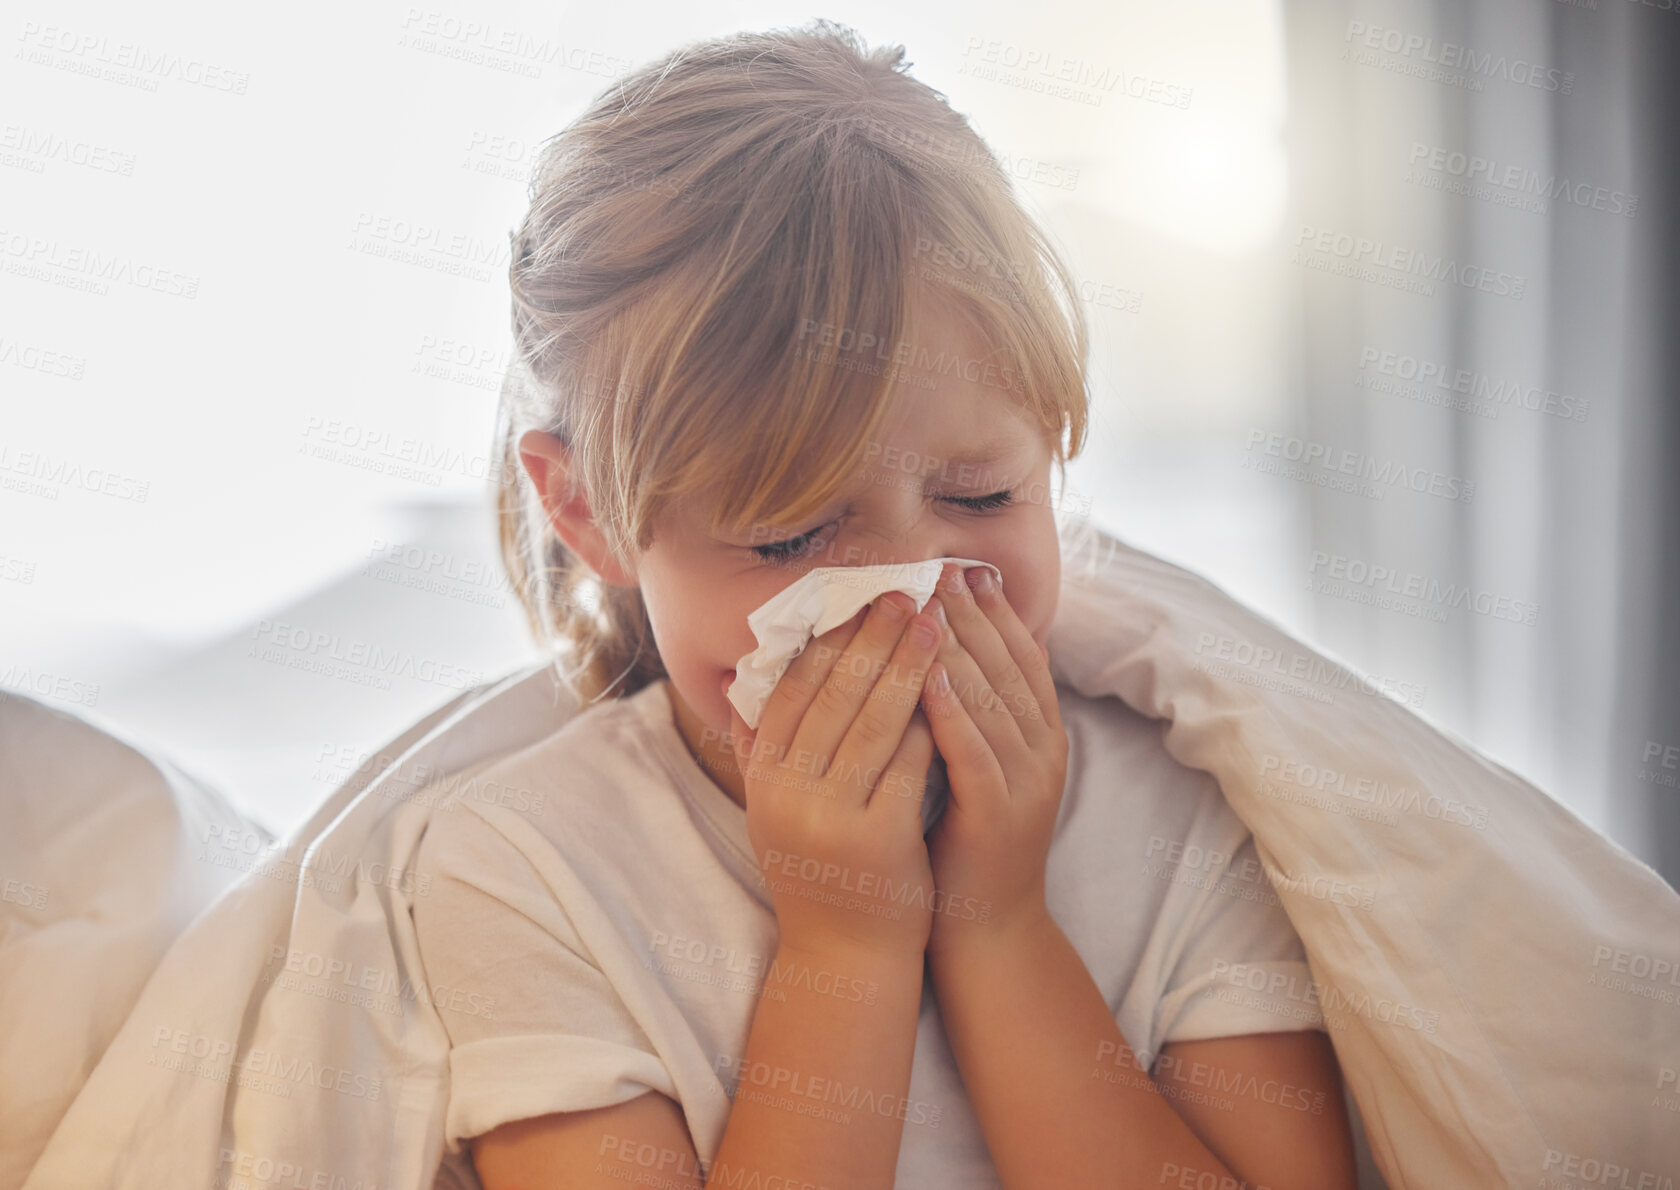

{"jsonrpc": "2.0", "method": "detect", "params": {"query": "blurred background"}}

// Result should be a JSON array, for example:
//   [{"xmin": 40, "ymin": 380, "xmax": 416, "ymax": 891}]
[{"xmin": 2, "ymin": 0, "xmax": 1675, "ymax": 887}]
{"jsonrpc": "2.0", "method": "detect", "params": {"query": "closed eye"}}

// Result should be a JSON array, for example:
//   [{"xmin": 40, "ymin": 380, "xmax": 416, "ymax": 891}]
[
  {"xmin": 950, "ymin": 490, "xmax": 1015, "ymax": 512},
  {"xmin": 750, "ymin": 490, "xmax": 1017, "ymax": 565}
]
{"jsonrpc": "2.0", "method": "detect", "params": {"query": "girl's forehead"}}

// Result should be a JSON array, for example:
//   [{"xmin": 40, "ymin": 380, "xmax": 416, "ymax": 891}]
[{"xmin": 877, "ymin": 381, "xmax": 1049, "ymax": 458}]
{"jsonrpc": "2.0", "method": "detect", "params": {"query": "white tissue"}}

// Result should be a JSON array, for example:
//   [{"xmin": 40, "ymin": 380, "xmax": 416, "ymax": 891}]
[{"xmin": 725, "ymin": 556, "xmax": 1001, "ymax": 731}]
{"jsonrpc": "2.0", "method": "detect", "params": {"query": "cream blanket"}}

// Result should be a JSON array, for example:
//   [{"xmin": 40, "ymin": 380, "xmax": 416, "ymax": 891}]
[{"xmin": 6, "ymin": 518, "xmax": 1675, "ymax": 1189}]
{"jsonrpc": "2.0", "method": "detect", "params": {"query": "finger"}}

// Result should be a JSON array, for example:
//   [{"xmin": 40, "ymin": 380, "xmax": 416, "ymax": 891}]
[
  {"xmin": 788, "ymin": 590, "xmax": 928, "ymax": 790},
  {"xmin": 827, "ymin": 596, "xmax": 943, "ymax": 800},
  {"xmin": 869, "ymin": 704, "xmax": 937, "ymax": 837},
  {"xmin": 753, "ymin": 604, "xmax": 869, "ymax": 777},
  {"xmin": 918, "ymin": 660, "xmax": 1006, "ymax": 815},
  {"xmin": 723, "ymin": 693, "xmax": 762, "ymax": 798},
  {"xmin": 934, "ymin": 562, "xmax": 1060, "ymax": 743},
  {"xmin": 927, "ymin": 566, "xmax": 1029, "ymax": 762}
]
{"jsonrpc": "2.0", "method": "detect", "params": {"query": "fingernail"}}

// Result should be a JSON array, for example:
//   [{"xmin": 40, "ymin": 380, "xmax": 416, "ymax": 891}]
[
  {"xmin": 966, "ymin": 566, "xmax": 996, "ymax": 595},
  {"xmin": 879, "ymin": 590, "xmax": 914, "ymax": 620}
]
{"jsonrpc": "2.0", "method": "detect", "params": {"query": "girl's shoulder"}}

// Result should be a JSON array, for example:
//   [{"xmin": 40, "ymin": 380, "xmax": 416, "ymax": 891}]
[{"xmin": 420, "ymin": 680, "xmax": 672, "ymax": 825}]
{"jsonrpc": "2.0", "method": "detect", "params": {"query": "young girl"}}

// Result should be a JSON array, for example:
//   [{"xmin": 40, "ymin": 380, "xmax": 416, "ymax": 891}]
[{"xmin": 412, "ymin": 20, "xmax": 1356, "ymax": 1189}]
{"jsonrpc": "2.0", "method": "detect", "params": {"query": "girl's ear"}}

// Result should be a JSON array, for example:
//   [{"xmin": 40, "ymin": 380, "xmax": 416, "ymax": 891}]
[{"xmin": 517, "ymin": 429, "xmax": 638, "ymax": 589}]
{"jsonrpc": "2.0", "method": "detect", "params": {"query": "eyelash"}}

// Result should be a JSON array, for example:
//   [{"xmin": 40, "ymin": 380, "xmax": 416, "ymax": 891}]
[{"xmin": 750, "ymin": 490, "xmax": 1017, "ymax": 565}]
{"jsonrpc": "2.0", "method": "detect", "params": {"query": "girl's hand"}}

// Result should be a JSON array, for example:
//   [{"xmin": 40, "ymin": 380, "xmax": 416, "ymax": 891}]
[
  {"xmin": 919, "ymin": 562, "xmax": 1069, "ymax": 959},
  {"xmin": 723, "ymin": 591, "xmax": 943, "ymax": 962}
]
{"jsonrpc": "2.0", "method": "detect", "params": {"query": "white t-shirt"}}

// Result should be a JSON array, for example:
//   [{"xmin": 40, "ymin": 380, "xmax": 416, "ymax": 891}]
[{"xmin": 411, "ymin": 677, "xmax": 1322, "ymax": 1187}]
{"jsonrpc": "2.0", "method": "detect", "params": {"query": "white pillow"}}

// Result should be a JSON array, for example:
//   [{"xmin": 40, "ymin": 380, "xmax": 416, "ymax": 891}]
[
  {"xmin": 0, "ymin": 694, "xmax": 262, "ymax": 1190},
  {"xmin": 15, "ymin": 671, "xmax": 556, "ymax": 1190}
]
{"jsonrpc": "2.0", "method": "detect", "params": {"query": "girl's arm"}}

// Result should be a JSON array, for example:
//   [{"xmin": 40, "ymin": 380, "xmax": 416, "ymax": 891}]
[
  {"xmin": 470, "ymin": 939, "xmax": 927, "ymax": 1190},
  {"xmin": 915, "ymin": 564, "xmax": 1355, "ymax": 1183},
  {"xmin": 703, "ymin": 938, "xmax": 928, "ymax": 1187},
  {"xmin": 926, "ymin": 914, "xmax": 1357, "ymax": 1189}
]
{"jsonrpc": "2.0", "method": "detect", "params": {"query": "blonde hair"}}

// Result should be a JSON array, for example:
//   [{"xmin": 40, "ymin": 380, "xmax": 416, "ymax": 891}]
[{"xmin": 495, "ymin": 18, "xmax": 1091, "ymax": 706}]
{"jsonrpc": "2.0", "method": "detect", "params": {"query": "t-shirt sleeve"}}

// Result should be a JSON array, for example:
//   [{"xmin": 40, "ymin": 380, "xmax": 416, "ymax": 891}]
[
  {"xmin": 1152, "ymin": 830, "xmax": 1325, "ymax": 1050},
  {"xmin": 411, "ymin": 802, "xmax": 678, "ymax": 1153}
]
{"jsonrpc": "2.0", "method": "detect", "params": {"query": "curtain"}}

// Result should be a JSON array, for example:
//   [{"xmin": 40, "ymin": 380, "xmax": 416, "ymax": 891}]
[{"xmin": 1280, "ymin": 0, "xmax": 1679, "ymax": 886}]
